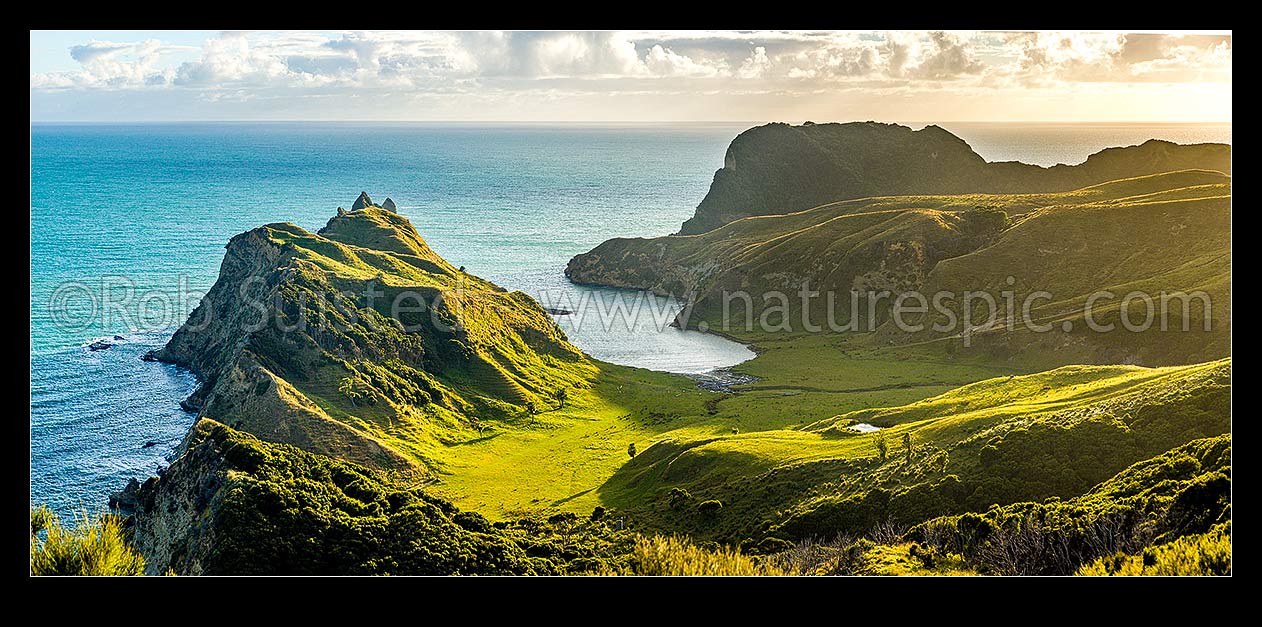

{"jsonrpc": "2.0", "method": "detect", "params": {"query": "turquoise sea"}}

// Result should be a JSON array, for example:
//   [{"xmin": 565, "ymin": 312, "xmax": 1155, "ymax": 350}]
[{"xmin": 29, "ymin": 121, "xmax": 1231, "ymax": 515}]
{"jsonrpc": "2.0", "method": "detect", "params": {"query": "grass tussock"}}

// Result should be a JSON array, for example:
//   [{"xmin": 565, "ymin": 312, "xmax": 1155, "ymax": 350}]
[
  {"xmin": 30, "ymin": 505, "xmax": 145, "ymax": 576},
  {"xmin": 1076, "ymin": 524, "xmax": 1231, "ymax": 576},
  {"xmin": 615, "ymin": 535, "xmax": 787, "ymax": 576}
]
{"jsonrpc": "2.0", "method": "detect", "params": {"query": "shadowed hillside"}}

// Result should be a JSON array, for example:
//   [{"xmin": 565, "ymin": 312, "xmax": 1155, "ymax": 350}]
[
  {"xmin": 568, "ymin": 170, "xmax": 1229, "ymax": 367},
  {"xmin": 679, "ymin": 121, "xmax": 1230, "ymax": 234}
]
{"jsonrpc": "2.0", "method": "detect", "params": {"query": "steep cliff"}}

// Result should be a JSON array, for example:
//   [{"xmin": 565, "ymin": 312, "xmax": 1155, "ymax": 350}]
[{"xmin": 678, "ymin": 122, "xmax": 1230, "ymax": 235}]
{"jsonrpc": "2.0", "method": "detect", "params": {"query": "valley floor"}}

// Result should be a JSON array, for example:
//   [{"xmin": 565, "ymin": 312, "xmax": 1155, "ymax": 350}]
[{"xmin": 432, "ymin": 334, "xmax": 1018, "ymax": 517}]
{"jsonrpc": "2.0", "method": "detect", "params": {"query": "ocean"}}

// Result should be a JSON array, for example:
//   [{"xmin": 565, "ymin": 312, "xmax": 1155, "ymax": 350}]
[{"xmin": 29, "ymin": 121, "xmax": 1231, "ymax": 516}]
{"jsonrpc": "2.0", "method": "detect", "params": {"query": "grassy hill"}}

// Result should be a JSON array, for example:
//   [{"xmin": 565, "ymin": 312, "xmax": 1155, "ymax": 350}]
[
  {"xmin": 679, "ymin": 121, "xmax": 1230, "ymax": 234},
  {"xmin": 150, "ymin": 206, "xmax": 602, "ymax": 473},
  {"xmin": 124, "ymin": 166, "xmax": 1230, "ymax": 575},
  {"xmin": 568, "ymin": 170, "xmax": 1229, "ymax": 368},
  {"xmin": 596, "ymin": 358, "xmax": 1228, "ymax": 545},
  {"xmin": 908, "ymin": 434, "xmax": 1230, "ymax": 575}
]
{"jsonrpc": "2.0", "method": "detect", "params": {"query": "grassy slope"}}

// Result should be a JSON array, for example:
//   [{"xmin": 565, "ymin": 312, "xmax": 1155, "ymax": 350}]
[
  {"xmin": 431, "ymin": 347, "xmax": 1015, "ymax": 518},
  {"xmin": 197, "ymin": 209, "xmax": 600, "ymax": 473},
  {"xmin": 593, "ymin": 358, "xmax": 1228, "ymax": 543},
  {"xmin": 159, "ymin": 183, "xmax": 1230, "ymax": 562},
  {"xmin": 567, "ymin": 170, "xmax": 1229, "ymax": 367},
  {"xmin": 911, "ymin": 434, "xmax": 1231, "ymax": 575},
  {"xmin": 307, "ymin": 181, "xmax": 1228, "ymax": 528}
]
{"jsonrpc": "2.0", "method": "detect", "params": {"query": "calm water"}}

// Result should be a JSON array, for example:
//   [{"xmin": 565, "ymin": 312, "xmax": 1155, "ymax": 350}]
[
  {"xmin": 939, "ymin": 122, "xmax": 1232, "ymax": 167},
  {"xmin": 29, "ymin": 122, "xmax": 1230, "ymax": 515}
]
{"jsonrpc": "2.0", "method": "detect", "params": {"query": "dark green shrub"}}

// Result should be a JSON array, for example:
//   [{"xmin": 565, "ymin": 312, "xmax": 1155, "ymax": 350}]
[{"xmin": 667, "ymin": 487, "xmax": 693, "ymax": 511}]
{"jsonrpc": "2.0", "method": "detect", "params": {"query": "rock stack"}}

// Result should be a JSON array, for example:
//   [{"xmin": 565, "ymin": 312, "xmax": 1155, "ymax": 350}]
[{"xmin": 350, "ymin": 191, "xmax": 374, "ymax": 211}]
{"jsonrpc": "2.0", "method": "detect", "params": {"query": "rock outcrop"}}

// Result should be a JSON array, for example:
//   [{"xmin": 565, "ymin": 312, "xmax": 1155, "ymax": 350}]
[
  {"xmin": 381, "ymin": 197, "xmax": 397, "ymax": 212},
  {"xmin": 350, "ymin": 191, "xmax": 374, "ymax": 211}
]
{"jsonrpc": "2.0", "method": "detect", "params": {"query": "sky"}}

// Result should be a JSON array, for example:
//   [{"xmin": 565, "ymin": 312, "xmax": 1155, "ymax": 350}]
[{"xmin": 29, "ymin": 30, "xmax": 1232, "ymax": 122}]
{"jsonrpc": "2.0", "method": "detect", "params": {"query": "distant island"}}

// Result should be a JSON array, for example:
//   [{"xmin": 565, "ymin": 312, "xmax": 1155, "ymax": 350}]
[{"xmin": 67, "ymin": 123, "xmax": 1230, "ymax": 576}]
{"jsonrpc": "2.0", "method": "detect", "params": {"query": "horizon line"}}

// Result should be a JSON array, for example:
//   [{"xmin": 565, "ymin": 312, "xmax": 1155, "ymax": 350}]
[{"xmin": 29, "ymin": 119, "xmax": 1234, "ymax": 125}]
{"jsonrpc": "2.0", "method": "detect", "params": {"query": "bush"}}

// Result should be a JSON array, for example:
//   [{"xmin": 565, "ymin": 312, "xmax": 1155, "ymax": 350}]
[
  {"xmin": 698, "ymin": 500, "xmax": 724, "ymax": 515},
  {"xmin": 453, "ymin": 511, "xmax": 493, "ymax": 533},
  {"xmin": 625, "ymin": 535, "xmax": 785, "ymax": 576},
  {"xmin": 907, "ymin": 436, "xmax": 1231, "ymax": 575},
  {"xmin": 1076, "ymin": 525, "xmax": 1231, "ymax": 576},
  {"xmin": 30, "ymin": 506, "xmax": 146, "ymax": 576},
  {"xmin": 667, "ymin": 488, "xmax": 693, "ymax": 511}
]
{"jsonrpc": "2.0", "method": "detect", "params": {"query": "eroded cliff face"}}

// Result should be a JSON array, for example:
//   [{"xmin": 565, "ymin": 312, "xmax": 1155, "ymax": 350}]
[
  {"xmin": 677, "ymin": 122, "xmax": 1231, "ymax": 235},
  {"xmin": 124, "ymin": 422, "xmax": 230, "ymax": 575}
]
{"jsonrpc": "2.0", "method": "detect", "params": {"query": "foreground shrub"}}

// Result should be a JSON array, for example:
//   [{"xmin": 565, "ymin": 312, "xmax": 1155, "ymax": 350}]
[
  {"xmin": 625, "ymin": 535, "xmax": 785, "ymax": 576},
  {"xmin": 1076, "ymin": 525, "xmax": 1231, "ymax": 576},
  {"xmin": 30, "ymin": 505, "xmax": 145, "ymax": 576}
]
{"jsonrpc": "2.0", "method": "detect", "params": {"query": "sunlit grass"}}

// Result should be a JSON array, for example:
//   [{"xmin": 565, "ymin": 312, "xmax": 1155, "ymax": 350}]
[{"xmin": 30, "ymin": 505, "xmax": 145, "ymax": 576}]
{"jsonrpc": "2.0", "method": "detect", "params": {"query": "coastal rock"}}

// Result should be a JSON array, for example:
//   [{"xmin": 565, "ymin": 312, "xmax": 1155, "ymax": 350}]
[
  {"xmin": 351, "ymin": 191, "xmax": 374, "ymax": 211},
  {"xmin": 108, "ymin": 478, "xmax": 141, "ymax": 514},
  {"xmin": 141, "ymin": 351, "xmax": 159, "ymax": 362},
  {"xmin": 126, "ymin": 424, "xmax": 228, "ymax": 575},
  {"xmin": 381, "ymin": 197, "xmax": 397, "ymax": 212},
  {"xmin": 114, "ymin": 335, "xmax": 126, "ymax": 340},
  {"xmin": 88, "ymin": 340, "xmax": 113, "ymax": 351},
  {"xmin": 142, "ymin": 440, "xmax": 159, "ymax": 448}
]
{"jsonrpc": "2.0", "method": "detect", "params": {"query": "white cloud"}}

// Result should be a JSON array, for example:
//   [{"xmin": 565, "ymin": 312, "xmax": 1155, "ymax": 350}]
[
  {"xmin": 644, "ymin": 44, "xmax": 722, "ymax": 77},
  {"xmin": 1006, "ymin": 31, "xmax": 1231, "ymax": 85},
  {"xmin": 29, "ymin": 30, "xmax": 1231, "ymax": 122},
  {"xmin": 35, "ymin": 38, "xmax": 191, "ymax": 89},
  {"xmin": 908, "ymin": 32, "xmax": 984, "ymax": 79},
  {"xmin": 736, "ymin": 46, "xmax": 770, "ymax": 79}
]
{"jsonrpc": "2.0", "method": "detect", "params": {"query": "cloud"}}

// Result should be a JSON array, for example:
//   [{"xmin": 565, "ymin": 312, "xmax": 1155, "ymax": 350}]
[
  {"xmin": 174, "ymin": 33, "xmax": 289, "ymax": 87},
  {"xmin": 69, "ymin": 41, "xmax": 140, "ymax": 64},
  {"xmin": 40, "ymin": 39, "xmax": 189, "ymax": 89},
  {"xmin": 644, "ymin": 44, "xmax": 722, "ymax": 77},
  {"xmin": 30, "ymin": 29, "xmax": 1231, "ymax": 106},
  {"xmin": 1006, "ymin": 32, "xmax": 1231, "ymax": 85},
  {"xmin": 736, "ymin": 46, "xmax": 771, "ymax": 79},
  {"xmin": 453, "ymin": 31, "xmax": 647, "ymax": 78},
  {"xmin": 908, "ymin": 32, "xmax": 983, "ymax": 79}
]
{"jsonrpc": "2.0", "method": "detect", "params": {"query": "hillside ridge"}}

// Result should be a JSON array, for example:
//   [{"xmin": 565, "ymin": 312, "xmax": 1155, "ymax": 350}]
[{"xmin": 679, "ymin": 121, "xmax": 1230, "ymax": 234}]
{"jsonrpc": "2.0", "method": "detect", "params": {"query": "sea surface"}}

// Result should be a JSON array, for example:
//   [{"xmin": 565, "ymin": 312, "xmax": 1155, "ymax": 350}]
[{"xmin": 29, "ymin": 121, "xmax": 1231, "ymax": 515}]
